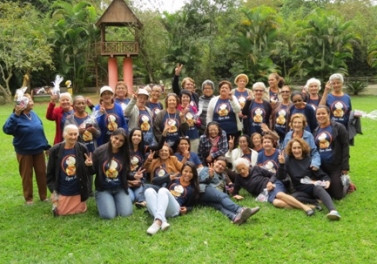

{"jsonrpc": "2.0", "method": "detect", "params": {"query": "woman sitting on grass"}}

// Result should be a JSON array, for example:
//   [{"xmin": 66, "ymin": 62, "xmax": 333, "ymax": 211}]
[
  {"xmin": 278, "ymin": 138, "xmax": 341, "ymax": 220},
  {"xmin": 232, "ymin": 158, "xmax": 314, "ymax": 216},
  {"xmin": 144, "ymin": 144, "xmax": 183, "ymax": 189},
  {"xmin": 145, "ymin": 162, "xmax": 200, "ymax": 235}
]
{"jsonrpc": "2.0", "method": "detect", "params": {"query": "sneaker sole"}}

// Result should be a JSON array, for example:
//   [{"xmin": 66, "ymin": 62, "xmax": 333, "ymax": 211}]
[{"xmin": 327, "ymin": 214, "xmax": 341, "ymax": 221}]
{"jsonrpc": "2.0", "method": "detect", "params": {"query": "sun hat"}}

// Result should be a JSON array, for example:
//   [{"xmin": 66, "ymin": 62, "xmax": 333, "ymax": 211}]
[{"xmin": 234, "ymin": 74, "xmax": 249, "ymax": 85}]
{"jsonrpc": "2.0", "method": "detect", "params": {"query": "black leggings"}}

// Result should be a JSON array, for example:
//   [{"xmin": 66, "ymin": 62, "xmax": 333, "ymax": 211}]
[{"xmin": 294, "ymin": 185, "xmax": 336, "ymax": 211}]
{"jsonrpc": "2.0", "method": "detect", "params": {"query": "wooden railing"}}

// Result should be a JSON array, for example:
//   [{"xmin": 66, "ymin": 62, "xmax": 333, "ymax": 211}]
[{"xmin": 99, "ymin": 41, "xmax": 139, "ymax": 56}]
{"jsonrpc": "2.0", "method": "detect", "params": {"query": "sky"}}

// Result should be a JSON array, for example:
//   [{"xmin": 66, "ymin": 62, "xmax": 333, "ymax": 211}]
[{"xmin": 132, "ymin": 0, "xmax": 189, "ymax": 13}]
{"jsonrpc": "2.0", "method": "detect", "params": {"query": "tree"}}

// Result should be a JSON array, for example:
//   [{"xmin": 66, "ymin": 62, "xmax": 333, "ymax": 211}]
[
  {"xmin": 50, "ymin": 0, "xmax": 99, "ymax": 92},
  {"xmin": 231, "ymin": 6, "xmax": 281, "ymax": 81},
  {"xmin": 0, "ymin": 2, "xmax": 53, "ymax": 103},
  {"xmin": 289, "ymin": 9, "xmax": 359, "ymax": 80}
]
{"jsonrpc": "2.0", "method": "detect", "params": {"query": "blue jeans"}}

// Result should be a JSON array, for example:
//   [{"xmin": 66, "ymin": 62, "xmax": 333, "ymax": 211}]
[
  {"xmin": 128, "ymin": 185, "xmax": 145, "ymax": 203},
  {"xmin": 199, "ymin": 185, "xmax": 242, "ymax": 221},
  {"xmin": 144, "ymin": 187, "xmax": 180, "ymax": 223},
  {"xmin": 95, "ymin": 188, "xmax": 133, "ymax": 219}
]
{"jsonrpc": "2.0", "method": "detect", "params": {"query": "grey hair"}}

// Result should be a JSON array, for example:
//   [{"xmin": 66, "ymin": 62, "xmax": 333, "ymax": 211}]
[
  {"xmin": 329, "ymin": 73, "xmax": 344, "ymax": 83},
  {"xmin": 73, "ymin": 95, "xmax": 85, "ymax": 104},
  {"xmin": 63, "ymin": 124, "xmax": 79, "ymax": 137},
  {"xmin": 201, "ymin": 80, "xmax": 215, "ymax": 90},
  {"xmin": 304, "ymin": 78, "xmax": 321, "ymax": 91},
  {"xmin": 234, "ymin": 158, "xmax": 250, "ymax": 173},
  {"xmin": 59, "ymin": 92, "xmax": 73, "ymax": 103},
  {"xmin": 252, "ymin": 82, "xmax": 266, "ymax": 91}
]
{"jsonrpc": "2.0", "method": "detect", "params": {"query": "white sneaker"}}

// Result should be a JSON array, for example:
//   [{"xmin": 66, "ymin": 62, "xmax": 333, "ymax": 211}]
[
  {"xmin": 147, "ymin": 222, "xmax": 161, "ymax": 235},
  {"xmin": 161, "ymin": 222, "xmax": 170, "ymax": 231},
  {"xmin": 327, "ymin": 210, "xmax": 341, "ymax": 221}
]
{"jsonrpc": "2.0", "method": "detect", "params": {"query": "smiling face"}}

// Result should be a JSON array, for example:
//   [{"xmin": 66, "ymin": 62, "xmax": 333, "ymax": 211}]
[
  {"xmin": 253, "ymin": 86, "xmax": 264, "ymax": 100},
  {"xmin": 73, "ymin": 97, "xmax": 86, "ymax": 114},
  {"xmin": 262, "ymin": 138, "xmax": 273, "ymax": 151},
  {"xmin": 159, "ymin": 145, "xmax": 171, "ymax": 160},
  {"xmin": 64, "ymin": 126, "xmax": 79, "ymax": 147},
  {"xmin": 292, "ymin": 94, "xmax": 304, "ymax": 109},
  {"xmin": 252, "ymin": 133, "xmax": 262, "ymax": 147},
  {"xmin": 115, "ymin": 84, "xmax": 128, "ymax": 99},
  {"xmin": 268, "ymin": 74, "xmax": 278, "ymax": 89},
  {"xmin": 101, "ymin": 91, "xmax": 114, "ymax": 104},
  {"xmin": 208, "ymin": 124, "xmax": 219, "ymax": 138},
  {"xmin": 291, "ymin": 116, "xmax": 304, "ymax": 132},
  {"xmin": 203, "ymin": 84, "xmax": 214, "ymax": 97},
  {"xmin": 219, "ymin": 83, "xmax": 231, "ymax": 99},
  {"xmin": 131, "ymin": 129, "xmax": 142, "ymax": 146},
  {"xmin": 291, "ymin": 141, "xmax": 303, "ymax": 159},
  {"xmin": 150, "ymin": 86, "xmax": 162, "ymax": 101},
  {"xmin": 183, "ymin": 80, "xmax": 195, "ymax": 92},
  {"xmin": 60, "ymin": 95, "xmax": 72, "ymax": 112},
  {"xmin": 166, "ymin": 95, "xmax": 178, "ymax": 109},
  {"xmin": 110, "ymin": 134, "xmax": 125, "ymax": 150},
  {"xmin": 213, "ymin": 159, "xmax": 227, "ymax": 173},
  {"xmin": 330, "ymin": 78, "xmax": 343, "ymax": 93},
  {"xmin": 181, "ymin": 165, "xmax": 194, "ymax": 183},
  {"xmin": 236, "ymin": 77, "xmax": 247, "ymax": 89},
  {"xmin": 308, "ymin": 82, "xmax": 319, "ymax": 95},
  {"xmin": 137, "ymin": 94, "xmax": 148, "ymax": 108},
  {"xmin": 178, "ymin": 139, "xmax": 190, "ymax": 153},
  {"xmin": 236, "ymin": 162, "xmax": 249, "ymax": 178},
  {"xmin": 280, "ymin": 86, "xmax": 291, "ymax": 100},
  {"xmin": 239, "ymin": 136, "xmax": 249, "ymax": 151},
  {"xmin": 181, "ymin": 94, "xmax": 191, "ymax": 106},
  {"xmin": 316, "ymin": 107, "xmax": 330, "ymax": 126}
]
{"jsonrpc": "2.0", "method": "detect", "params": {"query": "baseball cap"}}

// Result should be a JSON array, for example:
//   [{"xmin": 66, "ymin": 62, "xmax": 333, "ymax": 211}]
[{"xmin": 100, "ymin": 86, "xmax": 114, "ymax": 95}]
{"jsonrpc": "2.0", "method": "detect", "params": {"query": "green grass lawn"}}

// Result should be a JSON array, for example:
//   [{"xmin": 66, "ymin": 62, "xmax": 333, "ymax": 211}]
[{"xmin": 0, "ymin": 95, "xmax": 376, "ymax": 264}]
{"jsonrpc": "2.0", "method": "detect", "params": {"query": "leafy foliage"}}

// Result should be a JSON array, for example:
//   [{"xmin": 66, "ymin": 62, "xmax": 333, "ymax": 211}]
[{"xmin": 0, "ymin": 2, "xmax": 53, "ymax": 101}]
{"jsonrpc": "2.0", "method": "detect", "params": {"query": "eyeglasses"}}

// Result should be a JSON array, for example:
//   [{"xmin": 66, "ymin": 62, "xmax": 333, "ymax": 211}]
[
  {"xmin": 281, "ymin": 91, "xmax": 290, "ymax": 93},
  {"xmin": 253, "ymin": 90, "xmax": 264, "ymax": 92}
]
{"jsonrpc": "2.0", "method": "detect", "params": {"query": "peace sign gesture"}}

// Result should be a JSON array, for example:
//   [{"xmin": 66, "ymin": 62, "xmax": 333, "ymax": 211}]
[
  {"xmin": 84, "ymin": 152, "xmax": 93, "ymax": 166},
  {"xmin": 147, "ymin": 151, "xmax": 155, "ymax": 162},
  {"xmin": 134, "ymin": 167, "xmax": 146, "ymax": 180},
  {"xmin": 208, "ymin": 163, "xmax": 214, "ymax": 178}
]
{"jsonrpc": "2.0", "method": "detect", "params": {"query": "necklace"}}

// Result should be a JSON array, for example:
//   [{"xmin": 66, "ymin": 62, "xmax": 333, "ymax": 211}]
[{"xmin": 24, "ymin": 113, "xmax": 32, "ymax": 120}]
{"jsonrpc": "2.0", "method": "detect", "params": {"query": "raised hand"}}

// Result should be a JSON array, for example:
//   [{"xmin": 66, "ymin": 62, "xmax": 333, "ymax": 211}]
[
  {"xmin": 208, "ymin": 163, "xmax": 214, "ymax": 178},
  {"xmin": 84, "ymin": 152, "xmax": 93, "ymax": 166},
  {"xmin": 134, "ymin": 167, "xmax": 145, "ymax": 180},
  {"xmin": 147, "ymin": 151, "xmax": 155, "ymax": 162},
  {"xmin": 228, "ymin": 136, "xmax": 235, "ymax": 150},
  {"xmin": 278, "ymin": 150, "xmax": 285, "ymax": 164},
  {"xmin": 175, "ymin": 64, "xmax": 183, "ymax": 76}
]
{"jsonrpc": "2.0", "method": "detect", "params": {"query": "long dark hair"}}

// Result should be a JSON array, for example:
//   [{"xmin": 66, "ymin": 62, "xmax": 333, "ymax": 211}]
[
  {"xmin": 181, "ymin": 161, "xmax": 200, "ymax": 204},
  {"xmin": 204, "ymin": 121, "xmax": 222, "ymax": 138},
  {"xmin": 107, "ymin": 128, "xmax": 130, "ymax": 163},
  {"xmin": 128, "ymin": 128, "xmax": 145, "ymax": 156}
]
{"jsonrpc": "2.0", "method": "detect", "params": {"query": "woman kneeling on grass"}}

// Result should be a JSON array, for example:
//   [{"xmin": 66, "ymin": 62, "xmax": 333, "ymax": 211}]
[
  {"xmin": 89, "ymin": 128, "xmax": 134, "ymax": 219},
  {"xmin": 278, "ymin": 138, "xmax": 341, "ymax": 220},
  {"xmin": 145, "ymin": 162, "xmax": 200, "ymax": 235},
  {"xmin": 232, "ymin": 158, "xmax": 314, "ymax": 216},
  {"xmin": 47, "ymin": 124, "xmax": 90, "ymax": 216}
]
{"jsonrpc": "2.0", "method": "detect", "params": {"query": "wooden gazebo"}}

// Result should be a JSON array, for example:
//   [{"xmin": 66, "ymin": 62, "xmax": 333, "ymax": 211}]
[{"xmin": 96, "ymin": 0, "xmax": 142, "ymax": 92}]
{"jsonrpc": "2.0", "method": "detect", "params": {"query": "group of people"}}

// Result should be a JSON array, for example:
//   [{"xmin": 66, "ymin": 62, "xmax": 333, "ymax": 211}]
[{"xmin": 3, "ymin": 67, "xmax": 357, "ymax": 235}]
